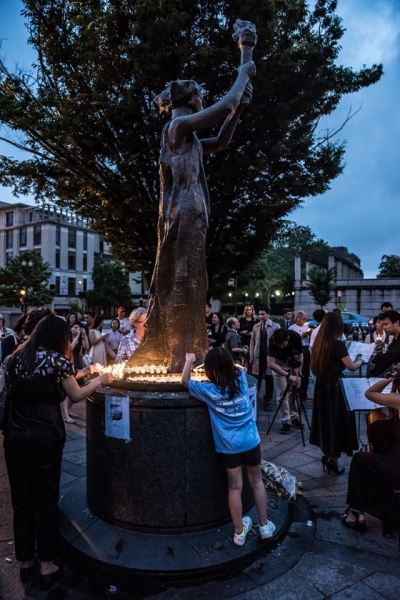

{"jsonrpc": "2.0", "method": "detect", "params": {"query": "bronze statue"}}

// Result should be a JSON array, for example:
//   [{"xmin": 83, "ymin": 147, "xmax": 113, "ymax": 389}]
[{"xmin": 131, "ymin": 20, "xmax": 257, "ymax": 372}]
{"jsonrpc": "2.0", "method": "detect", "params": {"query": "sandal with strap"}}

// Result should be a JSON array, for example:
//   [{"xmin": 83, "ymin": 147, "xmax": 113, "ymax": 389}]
[{"xmin": 341, "ymin": 506, "xmax": 356, "ymax": 528}]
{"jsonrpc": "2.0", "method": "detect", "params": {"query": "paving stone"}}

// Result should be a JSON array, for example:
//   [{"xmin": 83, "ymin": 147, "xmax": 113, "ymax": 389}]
[
  {"xmin": 329, "ymin": 581, "xmax": 386, "ymax": 600},
  {"xmin": 60, "ymin": 470, "xmax": 78, "ymax": 488},
  {"xmin": 363, "ymin": 571, "xmax": 400, "ymax": 599},
  {"xmin": 294, "ymin": 552, "xmax": 372, "ymax": 596},
  {"xmin": 231, "ymin": 570, "xmax": 325, "ymax": 600},
  {"xmin": 272, "ymin": 450, "xmax": 313, "ymax": 469},
  {"xmin": 307, "ymin": 495, "xmax": 348, "ymax": 509}
]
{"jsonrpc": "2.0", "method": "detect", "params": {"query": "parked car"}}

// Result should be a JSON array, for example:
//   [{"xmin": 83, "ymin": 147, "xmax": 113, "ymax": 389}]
[{"xmin": 306, "ymin": 311, "xmax": 373, "ymax": 334}]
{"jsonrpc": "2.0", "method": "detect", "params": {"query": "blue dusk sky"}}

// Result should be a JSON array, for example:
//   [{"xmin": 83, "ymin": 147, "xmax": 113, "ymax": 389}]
[{"xmin": 0, "ymin": 0, "xmax": 399, "ymax": 278}]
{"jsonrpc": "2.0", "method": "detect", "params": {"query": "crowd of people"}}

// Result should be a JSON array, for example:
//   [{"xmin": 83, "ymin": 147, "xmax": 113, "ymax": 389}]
[
  {"xmin": 0, "ymin": 299, "xmax": 399, "ymax": 583},
  {"xmin": 202, "ymin": 300, "xmax": 400, "ymax": 545}
]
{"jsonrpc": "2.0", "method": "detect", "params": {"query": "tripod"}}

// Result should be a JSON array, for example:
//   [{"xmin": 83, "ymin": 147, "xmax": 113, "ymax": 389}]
[{"xmin": 266, "ymin": 372, "xmax": 311, "ymax": 447}]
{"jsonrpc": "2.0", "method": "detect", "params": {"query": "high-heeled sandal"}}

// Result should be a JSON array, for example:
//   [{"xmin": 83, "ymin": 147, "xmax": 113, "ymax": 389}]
[
  {"xmin": 20, "ymin": 564, "xmax": 35, "ymax": 583},
  {"xmin": 353, "ymin": 510, "xmax": 366, "ymax": 533},
  {"xmin": 326, "ymin": 458, "xmax": 345, "ymax": 475},
  {"xmin": 39, "ymin": 563, "xmax": 63, "ymax": 590},
  {"xmin": 342, "ymin": 506, "xmax": 356, "ymax": 528}
]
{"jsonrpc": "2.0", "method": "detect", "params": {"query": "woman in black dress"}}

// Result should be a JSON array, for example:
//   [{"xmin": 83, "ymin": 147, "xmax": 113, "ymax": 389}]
[
  {"xmin": 239, "ymin": 305, "xmax": 258, "ymax": 347},
  {"xmin": 343, "ymin": 378, "xmax": 400, "ymax": 536},
  {"xmin": 209, "ymin": 312, "xmax": 228, "ymax": 349},
  {"xmin": 310, "ymin": 312, "xmax": 363, "ymax": 474},
  {"xmin": 3, "ymin": 315, "xmax": 113, "ymax": 589}
]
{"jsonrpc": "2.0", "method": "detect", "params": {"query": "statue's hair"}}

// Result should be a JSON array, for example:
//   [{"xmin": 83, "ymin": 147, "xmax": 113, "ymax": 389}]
[{"xmin": 154, "ymin": 80, "xmax": 203, "ymax": 113}]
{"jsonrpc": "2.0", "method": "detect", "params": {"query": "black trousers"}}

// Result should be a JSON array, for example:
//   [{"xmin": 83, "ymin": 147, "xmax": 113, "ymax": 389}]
[
  {"xmin": 299, "ymin": 347, "xmax": 310, "ymax": 400},
  {"xmin": 4, "ymin": 438, "xmax": 64, "ymax": 562},
  {"xmin": 256, "ymin": 348, "xmax": 274, "ymax": 403},
  {"xmin": 346, "ymin": 448, "xmax": 400, "ymax": 522}
]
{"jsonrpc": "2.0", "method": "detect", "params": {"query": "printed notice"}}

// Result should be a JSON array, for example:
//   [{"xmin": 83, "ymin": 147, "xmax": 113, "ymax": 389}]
[
  {"xmin": 347, "ymin": 341, "xmax": 375, "ymax": 363},
  {"xmin": 104, "ymin": 395, "xmax": 131, "ymax": 440}
]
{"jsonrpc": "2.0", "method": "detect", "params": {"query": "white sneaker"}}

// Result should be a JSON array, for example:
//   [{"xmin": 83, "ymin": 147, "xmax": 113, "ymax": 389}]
[
  {"xmin": 259, "ymin": 520, "xmax": 276, "ymax": 539},
  {"xmin": 233, "ymin": 516, "xmax": 253, "ymax": 546}
]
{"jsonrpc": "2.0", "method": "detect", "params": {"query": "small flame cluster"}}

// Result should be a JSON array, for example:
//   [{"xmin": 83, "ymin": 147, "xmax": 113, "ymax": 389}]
[{"xmin": 100, "ymin": 362, "xmax": 207, "ymax": 383}]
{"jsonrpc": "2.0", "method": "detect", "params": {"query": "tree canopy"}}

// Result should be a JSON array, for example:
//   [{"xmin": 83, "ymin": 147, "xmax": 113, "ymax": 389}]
[
  {"xmin": 85, "ymin": 257, "xmax": 132, "ymax": 310},
  {"xmin": 305, "ymin": 265, "xmax": 336, "ymax": 307},
  {"xmin": 376, "ymin": 255, "xmax": 400, "ymax": 279},
  {"xmin": 234, "ymin": 223, "xmax": 329, "ymax": 302},
  {"xmin": 0, "ymin": 0, "xmax": 383, "ymax": 290},
  {"xmin": 0, "ymin": 250, "xmax": 54, "ymax": 308}
]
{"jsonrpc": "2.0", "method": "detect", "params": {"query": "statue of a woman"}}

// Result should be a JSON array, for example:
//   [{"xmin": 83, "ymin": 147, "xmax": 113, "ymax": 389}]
[{"xmin": 131, "ymin": 60, "xmax": 255, "ymax": 372}]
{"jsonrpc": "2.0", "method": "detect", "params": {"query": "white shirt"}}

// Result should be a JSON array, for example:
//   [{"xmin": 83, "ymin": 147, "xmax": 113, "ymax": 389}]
[
  {"xmin": 289, "ymin": 323, "xmax": 310, "ymax": 347},
  {"xmin": 118, "ymin": 317, "xmax": 132, "ymax": 334}
]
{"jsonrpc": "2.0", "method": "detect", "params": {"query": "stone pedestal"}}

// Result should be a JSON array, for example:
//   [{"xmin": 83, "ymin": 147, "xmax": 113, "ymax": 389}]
[
  {"xmin": 59, "ymin": 379, "xmax": 290, "ymax": 582},
  {"xmin": 86, "ymin": 387, "xmax": 253, "ymax": 531}
]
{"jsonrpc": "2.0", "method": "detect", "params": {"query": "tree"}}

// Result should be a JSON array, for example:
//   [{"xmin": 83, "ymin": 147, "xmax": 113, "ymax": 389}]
[
  {"xmin": 234, "ymin": 223, "xmax": 329, "ymax": 302},
  {"xmin": 85, "ymin": 258, "xmax": 132, "ymax": 311},
  {"xmin": 0, "ymin": 1, "xmax": 383, "ymax": 290},
  {"xmin": 305, "ymin": 265, "xmax": 336, "ymax": 307},
  {"xmin": 0, "ymin": 250, "xmax": 54, "ymax": 308},
  {"xmin": 377, "ymin": 255, "xmax": 400, "ymax": 279}
]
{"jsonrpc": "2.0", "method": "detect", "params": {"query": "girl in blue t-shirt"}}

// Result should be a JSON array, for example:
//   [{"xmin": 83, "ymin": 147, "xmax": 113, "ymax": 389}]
[{"xmin": 182, "ymin": 348, "xmax": 276, "ymax": 547}]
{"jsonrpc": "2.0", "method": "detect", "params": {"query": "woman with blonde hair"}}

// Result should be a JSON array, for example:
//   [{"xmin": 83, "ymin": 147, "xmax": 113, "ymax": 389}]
[{"xmin": 115, "ymin": 307, "xmax": 147, "ymax": 363}]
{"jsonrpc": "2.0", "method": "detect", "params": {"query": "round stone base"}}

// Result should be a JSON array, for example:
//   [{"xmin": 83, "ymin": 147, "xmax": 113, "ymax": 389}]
[{"xmin": 59, "ymin": 478, "xmax": 290, "ymax": 584}]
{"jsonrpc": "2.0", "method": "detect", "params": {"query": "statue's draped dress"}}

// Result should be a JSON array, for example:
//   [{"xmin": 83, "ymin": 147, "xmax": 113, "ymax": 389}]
[{"xmin": 132, "ymin": 124, "xmax": 210, "ymax": 371}]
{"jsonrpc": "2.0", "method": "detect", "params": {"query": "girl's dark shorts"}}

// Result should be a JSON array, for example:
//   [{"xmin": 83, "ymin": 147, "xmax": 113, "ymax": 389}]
[{"xmin": 217, "ymin": 443, "xmax": 261, "ymax": 469}]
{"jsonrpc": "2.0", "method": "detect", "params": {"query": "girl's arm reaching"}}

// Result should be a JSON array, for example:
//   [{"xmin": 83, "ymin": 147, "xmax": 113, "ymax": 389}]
[{"xmin": 182, "ymin": 353, "xmax": 196, "ymax": 388}]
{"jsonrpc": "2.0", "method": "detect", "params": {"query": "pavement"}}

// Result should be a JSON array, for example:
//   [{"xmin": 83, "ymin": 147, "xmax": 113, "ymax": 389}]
[{"xmin": 0, "ymin": 376, "xmax": 399, "ymax": 600}]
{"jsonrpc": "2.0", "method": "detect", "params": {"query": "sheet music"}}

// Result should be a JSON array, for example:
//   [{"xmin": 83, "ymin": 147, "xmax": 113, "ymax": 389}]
[
  {"xmin": 347, "ymin": 341, "xmax": 375, "ymax": 362},
  {"xmin": 341, "ymin": 377, "xmax": 393, "ymax": 411}
]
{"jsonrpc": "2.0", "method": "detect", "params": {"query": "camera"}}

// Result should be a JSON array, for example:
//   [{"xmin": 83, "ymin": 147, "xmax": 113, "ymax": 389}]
[{"xmin": 287, "ymin": 354, "xmax": 302, "ymax": 370}]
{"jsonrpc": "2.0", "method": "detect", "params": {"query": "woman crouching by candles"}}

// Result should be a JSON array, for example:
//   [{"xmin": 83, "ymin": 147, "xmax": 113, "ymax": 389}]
[
  {"xmin": 2, "ymin": 315, "xmax": 113, "ymax": 589},
  {"xmin": 343, "ymin": 376, "xmax": 400, "ymax": 537}
]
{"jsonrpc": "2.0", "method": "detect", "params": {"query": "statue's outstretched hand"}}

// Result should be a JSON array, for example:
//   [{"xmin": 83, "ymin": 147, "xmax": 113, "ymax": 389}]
[
  {"xmin": 240, "ymin": 82, "xmax": 253, "ymax": 106},
  {"xmin": 239, "ymin": 60, "xmax": 256, "ymax": 78}
]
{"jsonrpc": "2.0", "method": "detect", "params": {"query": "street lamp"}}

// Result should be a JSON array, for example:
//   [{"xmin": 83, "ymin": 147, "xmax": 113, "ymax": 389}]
[{"xmin": 20, "ymin": 259, "xmax": 33, "ymax": 313}]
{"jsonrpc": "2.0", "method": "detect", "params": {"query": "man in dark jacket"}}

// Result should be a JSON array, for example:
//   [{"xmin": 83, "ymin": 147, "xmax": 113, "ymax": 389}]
[{"xmin": 368, "ymin": 310, "xmax": 400, "ymax": 377}]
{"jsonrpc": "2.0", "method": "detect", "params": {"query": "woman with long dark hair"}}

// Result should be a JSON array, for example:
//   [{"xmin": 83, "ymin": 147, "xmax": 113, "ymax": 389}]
[
  {"xmin": 209, "ymin": 312, "xmax": 228, "ymax": 349},
  {"xmin": 182, "ymin": 348, "xmax": 275, "ymax": 547},
  {"xmin": 310, "ymin": 312, "xmax": 363, "ymax": 474},
  {"xmin": 3, "ymin": 315, "xmax": 113, "ymax": 589}
]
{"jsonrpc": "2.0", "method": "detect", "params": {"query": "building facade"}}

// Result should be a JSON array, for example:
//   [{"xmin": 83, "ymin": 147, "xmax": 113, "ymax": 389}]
[
  {"xmin": 294, "ymin": 247, "xmax": 400, "ymax": 315},
  {"xmin": 0, "ymin": 200, "xmax": 144, "ymax": 318}
]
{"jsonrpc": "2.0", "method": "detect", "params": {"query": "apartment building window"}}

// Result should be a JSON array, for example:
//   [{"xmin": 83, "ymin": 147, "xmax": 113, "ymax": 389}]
[
  {"xmin": 55, "ymin": 250, "xmax": 60, "ymax": 269},
  {"xmin": 56, "ymin": 225, "xmax": 61, "ymax": 246},
  {"xmin": 33, "ymin": 249, "xmax": 42, "ymax": 257},
  {"xmin": 83, "ymin": 231, "xmax": 88, "ymax": 251},
  {"xmin": 6, "ymin": 251, "xmax": 13, "ymax": 265},
  {"xmin": 83, "ymin": 253, "xmax": 87, "ymax": 271},
  {"xmin": 68, "ymin": 228, "xmax": 76, "ymax": 248},
  {"xmin": 6, "ymin": 212, "xmax": 14, "ymax": 227},
  {"xmin": 83, "ymin": 279, "xmax": 87, "ymax": 292},
  {"xmin": 33, "ymin": 225, "xmax": 41, "ymax": 245},
  {"xmin": 68, "ymin": 277, "xmax": 76, "ymax": 295},
  {"xmin": 6, "ymin": 230, "xmax": 13, "ymax": 250},
  {"xmin": 55, "ymin": 276, "xmax": 60, "ymax": 295},
  {"xmin": 19, "ymin": 227, "xmax": 27, "ymax": 247},
  {"xmin": 68, "ymin": 252, "xmax": 76, "ymax": 269}
]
